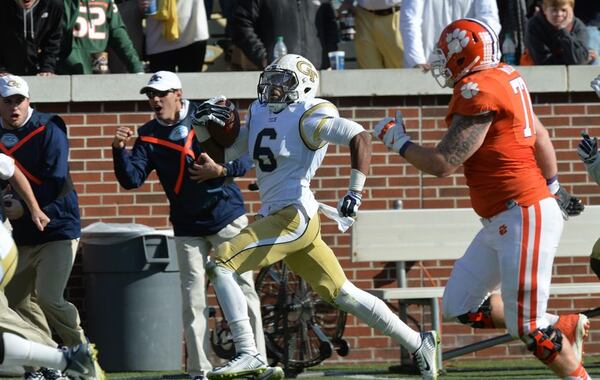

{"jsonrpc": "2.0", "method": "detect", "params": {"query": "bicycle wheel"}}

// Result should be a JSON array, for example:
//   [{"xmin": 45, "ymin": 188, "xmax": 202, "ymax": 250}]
[{"xmin": 255, "ymin": 262, "xmax": 348, "ymax": 373}]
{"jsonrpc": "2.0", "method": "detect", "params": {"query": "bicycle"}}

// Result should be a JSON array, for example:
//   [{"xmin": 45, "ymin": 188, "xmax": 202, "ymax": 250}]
[{"xmin": 210, "ymin": 261, "xmax": 349, "ymax": 377}]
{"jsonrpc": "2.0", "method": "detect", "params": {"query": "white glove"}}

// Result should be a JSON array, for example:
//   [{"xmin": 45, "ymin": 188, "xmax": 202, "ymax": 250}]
[
  {"xmin": 373, "ymin": 111, "xmax": 411, "ymax": 154},
  {"xmin": 192, "ymin": 96, "xmax": 231, "ymax": 128},
  {"xmin": 337, "ymin": 190, "xmax": 362, "ymax": 218},
  {"xmin": 591, "ymin": 75, "xmax": 600, "ymax": 99}
]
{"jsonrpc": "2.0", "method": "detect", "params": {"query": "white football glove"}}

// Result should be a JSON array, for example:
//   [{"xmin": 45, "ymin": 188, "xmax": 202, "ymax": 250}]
[
  {"xmin": 337, "ymin": 190, "xmax": 362, "ymax": 218},
  {"xmin": 373, "ymin": 111, "xmax": 411, "ymax": 154},
  {"xmin": 591, "ymin": 75, "xmax": 600, "ymax": 99},
  {"xmin": 192, "ymin": 95, "xmax": 231, "ymax": 128}
]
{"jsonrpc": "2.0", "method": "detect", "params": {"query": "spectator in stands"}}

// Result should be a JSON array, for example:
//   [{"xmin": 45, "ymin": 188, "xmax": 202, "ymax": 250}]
[
  {"xmin": 0, "ymin": 0, "xmax": 63, "ymax": 76},
  {"xmin": 574, "ymin": 0, "xmax": 600, "ymax": 65},
  {"xmin": 108, "ymin": 0, "xmax": 145, "ymax": 73},
  {"xmin": 524, "ymin": 0, "xmax": 592, "ymax": 65},
  {"xmin": 229, "ymin": 0, "xmax": 338, "ymax": 70},
  {"xmin": 59, "ymin": 0, "xmax": 144, "ymax": 74},
  {"xmin": 337, "ymin": 0, "xmax": 403, "ymax": 68},
  {"xmin": 111, "ymin": 71, "xmax": 266, "ymax": 380},
  {"xmin": 400, "ymin": 0, "xmax": 500, "ymax": 71},
  {"xmin": 0, "ymin": 75, "xmax": 86, "ymax": 380},
  {"xmin": 138, "ymin": 0, "xmax": 209, "ymax": 72}
]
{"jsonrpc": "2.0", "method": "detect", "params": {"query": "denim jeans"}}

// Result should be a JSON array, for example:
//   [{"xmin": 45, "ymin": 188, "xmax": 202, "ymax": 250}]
[{"xmin": 587, "ymin": 25, "xmax": 600, "ymax": 65}]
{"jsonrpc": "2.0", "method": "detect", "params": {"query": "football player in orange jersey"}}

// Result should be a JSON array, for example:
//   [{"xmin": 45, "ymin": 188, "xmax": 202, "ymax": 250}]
[{"xmin": 375, "ymin": 18, "xmax": 590, "ymax": 380}]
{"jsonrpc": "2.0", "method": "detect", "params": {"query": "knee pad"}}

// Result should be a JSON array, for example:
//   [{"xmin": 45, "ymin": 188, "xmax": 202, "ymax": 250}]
[
  {"xmin": 457, "ymin": 297, "xmax": 495, "ymax": 329},
  {"xmin": 522, "ymin": 326, "xmax": 563, "ymax": 365}
]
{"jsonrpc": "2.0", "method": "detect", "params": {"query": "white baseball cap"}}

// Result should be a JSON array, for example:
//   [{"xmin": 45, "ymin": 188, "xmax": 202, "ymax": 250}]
[
  {"xmin": 139, "ymin": 71, "xmax": 182, "ymax": 94},
  {"xmin": 0, "ymin": 75, "xmax": 30, "ymax": 98}
]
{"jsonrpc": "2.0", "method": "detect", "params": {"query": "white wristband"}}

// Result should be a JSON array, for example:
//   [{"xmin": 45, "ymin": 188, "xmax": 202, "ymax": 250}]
[
  {"xmin": 349, "ymin": 169, "xmax": 366, "ymax": 193},
  {"xmin": 547, "ymin": 178, "xmax": 560, "ymax": 194}
]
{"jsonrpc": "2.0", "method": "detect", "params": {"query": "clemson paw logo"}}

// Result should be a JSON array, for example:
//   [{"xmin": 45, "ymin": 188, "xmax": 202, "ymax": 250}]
[
  {"xmin": 460, "ymin": 82, "xmax": 479, "ymax": 99},
  {"xmin": 499, "ymin": 224, "xmax": 508, "ymax": 236},
  {"xmin": 446, "ymin": 28, "xmax": 470, "ymax": 57}
]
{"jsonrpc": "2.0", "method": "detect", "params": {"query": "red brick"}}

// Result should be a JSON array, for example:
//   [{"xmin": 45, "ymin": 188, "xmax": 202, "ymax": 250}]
[
  {"xmin": 86, "ymin": 114, "xmax": 118, "ymax": 124},
  {"xmin": 43, "ymin": 94, "xmax": 600, "ymax": 365}
]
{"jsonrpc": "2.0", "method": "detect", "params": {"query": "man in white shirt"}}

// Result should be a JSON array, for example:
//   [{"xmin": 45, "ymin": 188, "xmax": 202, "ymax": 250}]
[{"xmin": 400, "ymin": 0, "xmax": 501, "ymax": 70}]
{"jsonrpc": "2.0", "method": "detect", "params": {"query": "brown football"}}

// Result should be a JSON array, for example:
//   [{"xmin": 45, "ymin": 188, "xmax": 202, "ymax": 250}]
[
  {"xmin": 197, "ymin": 138, "xmax": 225, "ymax": 164},
  {"xmin": 206, "ymin": 99, "xmax": 240, "ymax": 148}
]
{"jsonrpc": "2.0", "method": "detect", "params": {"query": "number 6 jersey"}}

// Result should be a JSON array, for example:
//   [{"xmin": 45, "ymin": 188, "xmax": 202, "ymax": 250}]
[
  {"xmin": 446, "ymin": 63, "xmax": 551, "ymax": 218},
  {"xmin": 247, "ymin": 98, "xmax": 339, "ymax": 218}
]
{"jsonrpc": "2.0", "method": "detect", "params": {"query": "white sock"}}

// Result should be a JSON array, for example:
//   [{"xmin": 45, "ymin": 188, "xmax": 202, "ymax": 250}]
[
  {"xmin": 334, "ymin": 281, "xmax": 422, "ymax": 352},
  {"xmin": 210, "ymin": 264, "xmax": 257, "ymax": 355},
  {"xmin": 2, "ymin": 333, "xmax": 67, "ymax": 370}
]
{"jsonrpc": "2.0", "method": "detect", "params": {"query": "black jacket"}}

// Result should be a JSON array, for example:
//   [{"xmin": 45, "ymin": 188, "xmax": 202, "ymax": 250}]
[
  {"xmin": 230, "ymin": 0, "xmax": 338, "ymax": 70},
  {"xmin": 525, "ymin": 11, "xmax": 590, "ymax": 65},
  {"xmin": 0, "ymin": 0, "xmax": 63, "ymax": 75}
]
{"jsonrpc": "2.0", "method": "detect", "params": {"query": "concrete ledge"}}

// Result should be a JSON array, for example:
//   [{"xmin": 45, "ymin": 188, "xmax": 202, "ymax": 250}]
[
  {"xmin": 21, "ymin": 66, "xmax": 599, "ymax": 103},
  {"xmin": 26, "ymin": 76, "xmax": 70, "ymax": 103}
]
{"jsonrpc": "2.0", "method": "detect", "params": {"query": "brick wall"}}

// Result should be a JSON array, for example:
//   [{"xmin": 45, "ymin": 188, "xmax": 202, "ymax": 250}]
[{"xmin": 41, "ymin": 92, "xmax": 600, "ymax": 366}]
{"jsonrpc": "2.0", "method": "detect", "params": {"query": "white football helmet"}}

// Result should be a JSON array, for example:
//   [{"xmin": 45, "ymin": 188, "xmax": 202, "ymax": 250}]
[{"xmin": 257, "ymin": 54, "xmax": 319, "ymax": 113}]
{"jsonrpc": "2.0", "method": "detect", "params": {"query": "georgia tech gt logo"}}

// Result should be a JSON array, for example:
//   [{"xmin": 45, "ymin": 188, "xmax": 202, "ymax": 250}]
[
  {"xmin": 297, "ymin": 61, "xmax": 317, "ymax": 83},
  {"xmin": 6, "ymin": 80, "xmax": 22, "ymax": 89}
]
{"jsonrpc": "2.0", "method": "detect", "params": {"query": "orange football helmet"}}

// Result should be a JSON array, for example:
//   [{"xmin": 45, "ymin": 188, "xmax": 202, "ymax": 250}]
[{"xmin": 430, "ymin": 18, "xmax": 501, "ymax": 88}]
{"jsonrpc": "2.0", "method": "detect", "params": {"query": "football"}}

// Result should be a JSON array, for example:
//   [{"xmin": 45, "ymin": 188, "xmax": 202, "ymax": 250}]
[
  {"xmin": 197, "ymin": 138, "xmax": 225, "ymax": 164},
  {"xmin": 206, "ymin": 99, "xmax": 240, "ymax": 148}
]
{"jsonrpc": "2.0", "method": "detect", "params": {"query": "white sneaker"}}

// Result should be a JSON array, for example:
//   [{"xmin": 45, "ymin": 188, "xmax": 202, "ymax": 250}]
[
  {"xmin": 412, "ymin": 331, "xmax": 440, "ymax": 380},
  {"xmin": 256, "ymin": 366, "xmax": 284, "ymax": 380},
  {"xmin": 24, "ymin": 371, "xmax": 45, "ymax": 380},
  {"xmin": 207, "ymin": 353, "xmax": 268, "ymax": 380},
  {"xmin": 63, "ymin": 343, "xmax": 106, "ymax": 380},
  {"xmin": 39, "ymin": 368, "xmax": 68, "ymax": 380}
]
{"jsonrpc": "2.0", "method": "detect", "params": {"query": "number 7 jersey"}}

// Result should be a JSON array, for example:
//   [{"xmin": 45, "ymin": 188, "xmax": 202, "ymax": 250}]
[
  {"xmin": 446, "ymin": 63, "xmax": 551, "ymax": 218},
  {"xmin": 247, "ymin": 98, "xmax": 339, "ymax": 217}
]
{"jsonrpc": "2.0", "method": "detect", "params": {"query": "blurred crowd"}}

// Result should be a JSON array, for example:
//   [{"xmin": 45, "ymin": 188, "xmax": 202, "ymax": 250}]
[{"xmin": 0, "ymin": 0, "xmax": 598, "ymax": 76}]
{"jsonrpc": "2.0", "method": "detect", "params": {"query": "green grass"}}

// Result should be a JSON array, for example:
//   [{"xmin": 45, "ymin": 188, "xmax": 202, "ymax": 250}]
[
  {"xmin": 3, "ymin": 357, "xmax": 599, "ymax": 380},
  {"xmin": 93, "ymin": 357, "xmax": 600, "ymax": 380}
]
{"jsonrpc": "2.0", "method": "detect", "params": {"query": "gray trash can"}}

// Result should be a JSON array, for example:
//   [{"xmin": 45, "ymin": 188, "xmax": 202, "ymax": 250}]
[{"xmin": 81, "ymin": 223, "xmax": 182, "ymax": 372}]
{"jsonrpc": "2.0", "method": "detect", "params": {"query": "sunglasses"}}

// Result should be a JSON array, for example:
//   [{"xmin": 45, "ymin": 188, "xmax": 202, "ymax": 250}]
[{"xmin": 145, "ymin": 89, "xmax": 174, "ymax": 99}]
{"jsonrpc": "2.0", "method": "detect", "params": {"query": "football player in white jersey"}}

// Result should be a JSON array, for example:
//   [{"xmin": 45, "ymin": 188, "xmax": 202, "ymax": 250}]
[
  {"xmin": 0, "ymin": 153, "xmax": 104, "ymax": 380},
  {"xmin": 194, "ymin": 54, "xmax": 440, "ymax": 380}
]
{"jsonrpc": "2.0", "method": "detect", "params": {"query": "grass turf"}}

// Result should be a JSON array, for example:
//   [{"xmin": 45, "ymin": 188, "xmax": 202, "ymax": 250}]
[
  {"xmin": 79, "ymin": 356, "xmax": 600, "ymax": 380},
  {"xmin": 2, "ymin": 357, "xmax": 598, "ymax": 380}
]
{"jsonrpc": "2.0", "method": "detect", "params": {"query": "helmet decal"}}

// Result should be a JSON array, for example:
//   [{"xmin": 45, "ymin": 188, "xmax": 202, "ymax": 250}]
[
  {"xmin": 446, "ymin": 28, "xmax": 470, "ymax": 59},
  {"xmin": 297, "ymin": 61, "xmax": 317, "ymax": 84}
]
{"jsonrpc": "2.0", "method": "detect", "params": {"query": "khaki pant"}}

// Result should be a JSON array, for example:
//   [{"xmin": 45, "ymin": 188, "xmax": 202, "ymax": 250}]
[
  {"xmin": 0, "ymin": 290, "xmax": 56, "ymax": 346},
  {"xmin": 216, "ymin": 207, "xmax": 348, "ymax": 304},
  {"xmin": 175, "ymin": 215, "xmax": 265, "ymax": 377},
  {"xmin": 5, "ymin": 239, "xmax": 86, "ymax": 346},
  {"xmin": 354, "ymin": 6, "xmax": 404, "ymax": 68}
]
